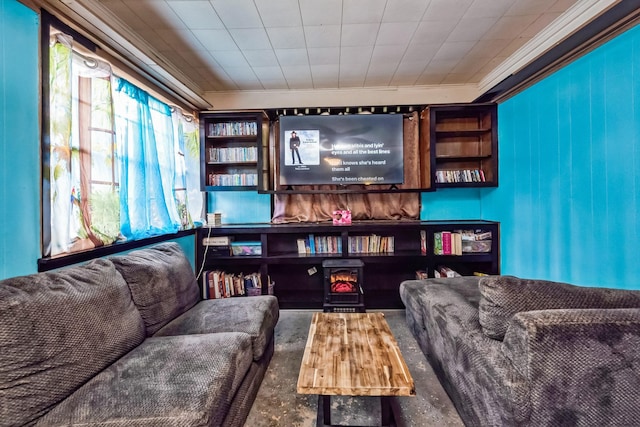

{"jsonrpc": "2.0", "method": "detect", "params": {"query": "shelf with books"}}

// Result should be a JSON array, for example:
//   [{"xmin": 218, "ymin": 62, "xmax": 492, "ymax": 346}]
[
  {"xmin": 421, "ymin": 103, "xmax": 498, "ymax": 188},
  {"xmin": 347, "ymin": 234, "xmax": 395, "ymax": 254},
  {"xmin": 200, "ymin": 270, "xmax": 274, "ymax": 299},
  {"xmin": 426, "ymin": 223, "xmax": 498, "ymax": 278},
  {"xmin": 200, "ymin": 111, "xmax": 267, "ymax": 192},
  {"xmin": 195, "ymin": 220, "xmax": 499, "ymax": 309}
]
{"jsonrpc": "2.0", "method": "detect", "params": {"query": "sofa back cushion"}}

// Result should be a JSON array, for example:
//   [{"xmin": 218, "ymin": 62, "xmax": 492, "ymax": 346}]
[
  {"xmin": 0, "ymin": 259, "xmax": 145, "ymax": 426},
  {"xmin": 479, "ymin": 275, "xmax": 640, "ymax": 340},
  {"xmin": 111, "ymin": 242, "xmax": 200, "ymax": 336}
]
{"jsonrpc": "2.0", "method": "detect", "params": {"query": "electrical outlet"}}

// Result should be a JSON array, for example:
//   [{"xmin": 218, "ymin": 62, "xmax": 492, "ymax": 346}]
[{"xmin": 307, "ymin": 266, "xmax": 317, "ymax": 276}]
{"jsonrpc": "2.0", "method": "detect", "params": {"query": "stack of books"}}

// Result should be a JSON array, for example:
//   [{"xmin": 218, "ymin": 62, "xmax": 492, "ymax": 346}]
[{"xmin": 202, "ymin": 235, "xmax": 232, "ymax": 256}]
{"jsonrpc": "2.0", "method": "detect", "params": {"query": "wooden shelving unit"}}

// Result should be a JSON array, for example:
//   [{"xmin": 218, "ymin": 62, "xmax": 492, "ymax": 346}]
[
  {"xmin": 422, "ymin": 103, "xmax": 498, "ymax": 188},
  {"xmin": 196, "ymin": 220, "xmax": 499, "ymax": 309},
  {"xmin": 199, "ymin": 111, "xmax": 266, "ymax": 191}
]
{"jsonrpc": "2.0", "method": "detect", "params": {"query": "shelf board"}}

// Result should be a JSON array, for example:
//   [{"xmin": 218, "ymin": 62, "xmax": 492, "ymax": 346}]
[
  {"xmin": 435, "ymin": 155, "xmax": 491, "ymax": 161},
  {"xmin": 431, "ymin": 253, "xmax": 494, "ymax": 262},
  {"xmin": 435, "ymin": 128, "xmax": 491, "ymax": 136},
  {"xmin": 207, "ymin": 161, "xmax": 258, "ymax": 165},
  {"xmin": 205, "ymin": 134, "xmax": 257, "ymax": 139},
  {"xmin": 266, "ymin": 254, "xmax": 343, "ymax": 264},
  {"xmin": 260, "ymin": 252, "xmax": 428, "ymax": 263},
  {"xmin": 259, "ymin": 187, "xmax": 424, "ymax": 195},
  {"xmin": 434, "ymin": 181, "xmax": 494, "ymax": 188},
  {"xmin": 203, "ymin": 185, "xmax": 258, "ymax": 191}
]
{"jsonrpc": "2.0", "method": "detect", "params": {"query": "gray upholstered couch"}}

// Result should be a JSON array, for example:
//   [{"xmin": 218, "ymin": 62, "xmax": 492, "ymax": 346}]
[
  {"xmin": 0, "ymin": 242, "xmax": 279, "ymax": 427},
  {"xmin": 400, "ymin": 275, "xmax": 640, "ymax": 427}
]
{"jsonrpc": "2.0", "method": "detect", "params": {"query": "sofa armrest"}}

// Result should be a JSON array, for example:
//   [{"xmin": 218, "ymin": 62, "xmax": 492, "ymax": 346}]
[{"xmin": 502, "ymin": 308, "xmax": 640, "ymax": 426}]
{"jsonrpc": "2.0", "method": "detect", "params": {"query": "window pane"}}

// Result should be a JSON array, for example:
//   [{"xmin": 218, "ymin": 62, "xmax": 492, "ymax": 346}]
[{"xmin": 91, "ymin": 130, "xmax": 116, "ymax": 184}]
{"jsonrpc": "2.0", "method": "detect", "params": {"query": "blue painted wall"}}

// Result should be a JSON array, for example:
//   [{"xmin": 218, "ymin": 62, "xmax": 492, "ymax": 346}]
[
  {"xmin": 0, "ymin": 0, "xmax": 195, "ymax": 280},
  {"xmin": 483, "ymin": 23, "xmax": 640, "ymax": 289},
  {"xmin": 0, "ymin": 0, "xmax": 40, "ymax": 280},
  {"xmin": 207, "ymin": 191, "xmax": 272, "ymax": 224},
  {"xmin": 2, "ymin": 0, "xmax": 638, "ymax": 290}
]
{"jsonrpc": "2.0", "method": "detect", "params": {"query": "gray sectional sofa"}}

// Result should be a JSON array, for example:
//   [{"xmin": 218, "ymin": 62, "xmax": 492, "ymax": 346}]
[
  {"xmin": 400, "ymin": 275, "xmax": 640, "ymax": 427},
  {"xmin": 0, "ymin": 242, "xmax": 279, "ymax": 427}
]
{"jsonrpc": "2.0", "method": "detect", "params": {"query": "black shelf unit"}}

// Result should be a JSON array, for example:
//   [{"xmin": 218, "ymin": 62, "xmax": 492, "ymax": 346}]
[
  {"xmin": 199, "ymin": 111, "xmax": 266, "ymax": 192},
  {"xmin": 196, "ymin": 220, "xmax": 499, "ymax": 309},
  {"xmin": 422, "ymin": 103, "xmax": 498, "ymax": 188}
]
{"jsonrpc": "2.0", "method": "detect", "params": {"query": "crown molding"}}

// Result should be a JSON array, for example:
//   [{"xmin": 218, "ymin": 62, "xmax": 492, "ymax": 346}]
[
  {"xmin": 36, "ymin": 0, "xmax": 211, "ymax": 110},
  {"xmin": 478, "ymin": 0, "xmax": 620, "ymax": 96},
  {"xmin": 203, "ymin": 84, "xmax": 481, "ymax": 111}
]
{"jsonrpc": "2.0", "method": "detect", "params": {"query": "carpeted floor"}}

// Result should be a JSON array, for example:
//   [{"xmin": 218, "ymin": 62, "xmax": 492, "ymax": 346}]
[{"xmin": 244, "ymin": 309, "xmax": 464, "ymax": 427}]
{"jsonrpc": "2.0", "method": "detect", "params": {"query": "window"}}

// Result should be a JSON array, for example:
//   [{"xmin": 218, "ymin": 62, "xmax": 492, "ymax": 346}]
[{"xmin": 42, "ymin": 14, "xmax": 202, "ymax": 259}]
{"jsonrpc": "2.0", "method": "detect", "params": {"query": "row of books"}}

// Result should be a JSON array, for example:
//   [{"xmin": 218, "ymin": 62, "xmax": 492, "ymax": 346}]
[
  {"xmin": 435, "ymin": 169, "xmax": 486, "ymax": 183},
  {"xmin": 433, "ymin": 265, "xmax": 462, "ymax": 278},
  {"xmin": 207, "ymin": 173, "xmax": 258, "ymax": 187},
  {"xmin": 297, "ymin": 234, "xmax": 342, "ymax": 254},
  {"xmin": 202, "ymin": 236, "xmax": 232, "ymax": 257},
  {"xmin": 348, "ymin": 234, "xmax": 394, "ymax": 254},
  {"xmin": 416, "ymin": 268, "xmax": 489, "ymax": 279},
  {"xmin": 434, "ymin": 230, "xmax": 492, "ymax": 255},
  {"xmin": 202, "ymin": 270, "xmax": 262, "ymax": 299},
  {"xmin": 207, "ymin": 121, "xmax": 257, "ymax": 137},
  {"xmin": 208, "ymin": 146, "xmax": 257, "ymax": 163}
]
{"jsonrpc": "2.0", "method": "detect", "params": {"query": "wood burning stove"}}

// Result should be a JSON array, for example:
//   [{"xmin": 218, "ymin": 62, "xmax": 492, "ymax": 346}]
[{"xmin": 322, "ymin": 259, "xmax": 365, "ymax": 312}]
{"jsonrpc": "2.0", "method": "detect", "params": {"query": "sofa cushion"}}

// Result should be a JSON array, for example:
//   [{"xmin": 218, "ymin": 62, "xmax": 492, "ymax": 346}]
[
  {"xmin": 34, "ymin": 333, "xmax": 254, "ymax": 426},
  {"xmin": 111, "ymin": 242, "xmax": 200, "ymax": 336},
  {"xmin": 0, "ymin": 259, "xmax": 145, "ymax": 426},
  {"xmin": 479, "ymin": 275, "xmax": 640, "ymax": 340},
  {"xmin": 154, "ymin": 295, "xmax": 279, "ymax": 361}
]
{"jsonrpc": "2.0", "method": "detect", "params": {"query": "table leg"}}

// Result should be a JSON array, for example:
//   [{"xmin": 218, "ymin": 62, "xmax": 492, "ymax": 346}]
[
  {"xmin": 316, "ymin": 395, "xmax": 396, "ymax": 427},
  {"xmin": 380, "ymin": 396, "xmax": 395, "ymax": 426},
  {"xmin": 317, "ymin": 395, "xmax": 331, "ymax": 427}
]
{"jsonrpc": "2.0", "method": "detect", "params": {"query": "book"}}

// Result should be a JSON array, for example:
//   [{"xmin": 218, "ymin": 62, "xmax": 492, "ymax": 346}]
[
  {"xmin": 308, "ymin": 234, "xmax": 315, "ymax": 254},
  {"xmin": 415, "ymin": 270, "xmax": 428, "ymax": 279},
  {"xmin": 297, "ymin": 239, "xmax": 307, "ymax": 255},
  {"xmin": 207, "ymin": 245, "xmax": 231, "ymax": 256},
  {"xmin": 441, "ymin": 231, "xmax": 452, "ymax": 255},
  {"xmin": 420, "ymin": 230, "xmax": 427, "ymax": 255},
  {"xmin": 433, "ymin": 232, "xmax": 443, "ymax": 255},
  {"xmin": 435, "ymin": 265, "xmax": 461, "ymax": 278},
  {"xmin": 451, "ymin": 232, "xmax": 462, "ymax": 256},
  {"xmin": 202, "ymin": 273, "xmax": 209, "ymax": 299},
  {"xmin": 202, "ymin": 236, "xmax": 232, "ymax": 246}
]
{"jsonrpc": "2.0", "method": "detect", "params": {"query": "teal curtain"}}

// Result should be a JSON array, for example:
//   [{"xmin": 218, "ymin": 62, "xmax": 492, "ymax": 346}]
[
  {"xmin": 46, "ymin": 30, "xmax": 200, "ymax": 257},
  {"xmin": 113, "ymin": 77, "xmax": 180, "ymax": 239}
]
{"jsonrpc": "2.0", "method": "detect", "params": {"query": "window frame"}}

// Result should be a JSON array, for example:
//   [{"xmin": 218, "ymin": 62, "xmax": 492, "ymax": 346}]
[{"xmin": 38, "ymin": 10, "xmax": 196, "ymax": 272}]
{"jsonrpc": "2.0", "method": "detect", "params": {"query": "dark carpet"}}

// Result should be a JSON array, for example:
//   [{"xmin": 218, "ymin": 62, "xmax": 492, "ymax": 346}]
[{"xmin": 244, "ymin": 309, "xmax": 464, "ymax": 426}]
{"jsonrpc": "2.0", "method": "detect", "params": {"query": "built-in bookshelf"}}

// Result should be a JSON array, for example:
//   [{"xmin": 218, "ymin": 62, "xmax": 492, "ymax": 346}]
[
  {"xmin": 199, "ymin": 111, "xmax": 266, "ymax": 191},
  {"xmin": 421, "ymin": 103, "xmax": 498, "ymax": 188},
  {"xmin": 196, "ymin": 220, "xmax": 499, "ymax": 309}
]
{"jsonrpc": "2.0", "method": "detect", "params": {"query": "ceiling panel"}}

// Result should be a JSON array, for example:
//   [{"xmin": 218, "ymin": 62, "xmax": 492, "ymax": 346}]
[
  {"xmin": 167, "ymin": 1, "xmax": 222, "ymax": 30},
  {"xmin": 88, "ymin": 0, "xmax": 611, "ymax": 95}
]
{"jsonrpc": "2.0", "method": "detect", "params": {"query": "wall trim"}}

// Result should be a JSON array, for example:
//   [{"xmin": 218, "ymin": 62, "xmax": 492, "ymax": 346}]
[
  {"xmin": 203, "ymin": 84, "xmax": 480, "ymax": 111},
  {"xmin": 478, "ymin": 0, "xmax": 620, "ymax": 96}
]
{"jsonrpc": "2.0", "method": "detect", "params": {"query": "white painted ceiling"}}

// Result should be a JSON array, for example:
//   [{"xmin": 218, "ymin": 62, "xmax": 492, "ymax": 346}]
[
  {"xmin": 91, "ymin": 0, "xmax": 586, "ymax": 93},
  {"xmin": 38, "ymin": 0, "xmax": 625, "ymax": 108}
]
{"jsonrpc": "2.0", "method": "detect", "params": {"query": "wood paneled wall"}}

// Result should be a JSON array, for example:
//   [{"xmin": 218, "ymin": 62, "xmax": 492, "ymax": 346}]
[{"xmin": 483, "ymin": 23, "xmax": 640, "ymax": 289}]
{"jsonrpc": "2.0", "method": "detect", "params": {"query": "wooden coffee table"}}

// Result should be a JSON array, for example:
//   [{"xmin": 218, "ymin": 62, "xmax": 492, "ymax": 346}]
[{"xmin": 297, "ymin": 312, "xmax": 415, "ymax": 426}]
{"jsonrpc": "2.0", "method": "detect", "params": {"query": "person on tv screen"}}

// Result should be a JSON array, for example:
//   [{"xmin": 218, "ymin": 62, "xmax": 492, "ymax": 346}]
[{"xmin": 289, "ymin": 131, "xmax": 303, "ymax": 164}]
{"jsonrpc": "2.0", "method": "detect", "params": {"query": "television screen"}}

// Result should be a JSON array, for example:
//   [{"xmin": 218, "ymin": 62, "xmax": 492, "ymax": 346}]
[{"xmin": 279, "ymin": 114, "xmax": 404, "ymax": 186}]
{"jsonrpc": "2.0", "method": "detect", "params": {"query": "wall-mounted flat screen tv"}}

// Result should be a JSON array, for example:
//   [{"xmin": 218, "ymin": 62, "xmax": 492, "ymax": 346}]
[{"xmin": 279, "ymin": 114, "xmax": 404, "ymax": 186}]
